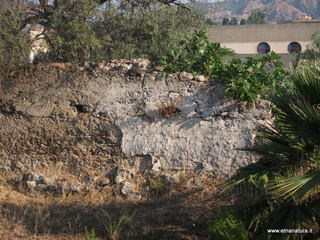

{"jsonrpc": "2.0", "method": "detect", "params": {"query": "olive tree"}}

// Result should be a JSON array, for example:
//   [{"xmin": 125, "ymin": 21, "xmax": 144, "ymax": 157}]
[{"xmin": 0, "ymin": 2, "xmax": 30, "ymax": 82}]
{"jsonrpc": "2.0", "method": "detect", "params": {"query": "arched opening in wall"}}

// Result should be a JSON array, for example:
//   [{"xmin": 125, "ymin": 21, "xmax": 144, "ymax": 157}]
[
  {"xmin": 288, "ymin": 42, "xmax": 302, "ymax": 53},
  {"xmin": 257, "ymin": 42, "xmax": 270, "ymax": 54}
]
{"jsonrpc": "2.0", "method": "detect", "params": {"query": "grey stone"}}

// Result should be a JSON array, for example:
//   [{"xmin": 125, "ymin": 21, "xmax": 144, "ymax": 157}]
[
  {"xmin": 115, "ymin": 168, "xmax": 133, "ymax": 184},
  {"xmin": 26, "ymin": 181, "xmax": 37, "ymax": 189},
  {"xmin": 152, "ymin": 161, "xmax": 162, "ymax": 172},
  {"xmin": 95, "ymin": 176, "xmax": 110, "ymax": 186},
  {"xmin": 179, "ymin": 72, "xmax": 194, "ymax": 82},
  {"xmin": 42, "ymin": 175, "xmax": 56, "ymax": 185},
  {"xmin": 221, "ymin": 111, "xmax": 229, "ymax": 117},
  {"xmin": 121, "ymin": 182, "xmax": 141, "ymax": 200},
  {"xmin": 193, "ymin": 75, "xmax": 207, "ymax": 82}
]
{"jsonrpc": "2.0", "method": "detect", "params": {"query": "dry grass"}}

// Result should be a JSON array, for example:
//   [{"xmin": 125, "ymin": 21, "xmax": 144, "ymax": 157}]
[{"xmin": 0, "ymin": 176, "xmax": 228, "ymax": 240}]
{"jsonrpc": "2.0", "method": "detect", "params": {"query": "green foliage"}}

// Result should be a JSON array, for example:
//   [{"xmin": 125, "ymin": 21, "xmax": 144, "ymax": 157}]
[
  {"xmin": 95, "ymin": 4, "xmax": 201, "ymax": 61},
  {"xmin": 0, "ymin": 3, "xmax": 29, "ymax": 80},
  {"xmin": 45, "ymin": 0, "xmax": 101, "ymax": 63},
  {"xmin": 247, "ymin": 11, "xmax": 268, "ymax": 24},
  {"xmin": 230, "ymin": 17, "xmax": 238, "ymax": 25},
  {"xmin": 97, "ymin": 207, "xmax": 135, "ymax": 240},
  {"xmin": 160, "ymin": 31, "xmax": 288, "ymax": 105},
  {"xmin": 223, "ymin": 60, "xmax": 320, "ymax": 240},
  {"xmin": 207, "ymin": 213, "xmax": 249, "ymax": 240},
  {"xmin": 240, "ymin": 18, "xmax": 247, "ymax": 25},
  {"xmin": 223, "ymin": 52, "xmax": 289, "ymax": 105},
  {"xmin": 222, "ymin": 17, "xmax": 230, "ymax": 25},
  {"xmin": 298, "ymin": 32, "xmax": 320, "ymax": 63},
  {"xmin": 84, "ymin": 227, "xmax": 96, "ymax": 240},
  {"xmin": 1, "ymin": 0, "xmax": 203, "ymax": 65},
  {"xmin": 148, "ymin": 176, "xmax": 167, "ymax": 197},
  {"xmin": 160, "ymin": 30, "xmax": 234, "ymax": 77}
]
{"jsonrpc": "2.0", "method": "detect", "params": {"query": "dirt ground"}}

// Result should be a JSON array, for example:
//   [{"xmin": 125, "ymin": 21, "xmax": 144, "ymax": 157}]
[{"xmin": 0, "ymin": 178, "xmax": 229, "ymax": 240}]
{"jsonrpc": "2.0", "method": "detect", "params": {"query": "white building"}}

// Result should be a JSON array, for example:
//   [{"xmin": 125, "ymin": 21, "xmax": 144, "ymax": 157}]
[
  {"xmin": 24, "ymin": 25, "xmax": 48, "ymax": 63},
  {"xmin": 208, "ymin": 21, "xmax": 320, "ymax": 65}
]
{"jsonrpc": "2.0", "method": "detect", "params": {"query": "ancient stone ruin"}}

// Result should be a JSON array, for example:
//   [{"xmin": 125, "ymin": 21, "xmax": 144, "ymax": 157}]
[{"xmin": 0, "ymin": 59, "xmax": 271, "ymax": 196}]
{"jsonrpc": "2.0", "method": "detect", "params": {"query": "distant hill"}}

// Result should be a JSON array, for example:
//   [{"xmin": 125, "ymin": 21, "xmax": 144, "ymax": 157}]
[
  {"xmin": 283, "ymin": 0, "xmax": 320, "ymax": 19},
  {"xmin": 207, "ymin": 0, "xmax": 320, "ymax": 23}
]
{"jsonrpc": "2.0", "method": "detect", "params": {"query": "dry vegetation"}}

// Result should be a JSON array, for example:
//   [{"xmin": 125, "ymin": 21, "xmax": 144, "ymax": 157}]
[
  {"xmin": 157, "ymin": 98, "xmax": 181, "ymax": 119},
  {"xmin": 0, "ymin": 174, "xmax": 227, "ymax": 240}
]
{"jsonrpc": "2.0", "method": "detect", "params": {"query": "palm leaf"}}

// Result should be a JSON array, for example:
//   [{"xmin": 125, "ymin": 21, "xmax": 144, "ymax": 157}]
[
  {"xmin": 292, "ymin": 61, "xmax": 320, "ymax": 105},
  {"xmin": 267, "ymin": 202, "xmax": 318, "ymax": 240},
  {"xmin": 270, "ymin": 170, "xmax": 320, "ymax": 202},
  {"xmin": 223, "ymin": 160, "xmax": 280, "ymax": 192},
  {"xmin": 275, "ymin": 99, "xmax": 320, "ymax": 145}
]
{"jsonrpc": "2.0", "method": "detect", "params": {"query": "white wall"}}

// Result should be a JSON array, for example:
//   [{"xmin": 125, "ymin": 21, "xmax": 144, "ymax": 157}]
[
  {"xmin": 221, "ymin": 41, "xmax": 311, "ymax": 54},
  {"xmin": 27, "ymin": 29, "xmax": 49, "ymax": 63}
]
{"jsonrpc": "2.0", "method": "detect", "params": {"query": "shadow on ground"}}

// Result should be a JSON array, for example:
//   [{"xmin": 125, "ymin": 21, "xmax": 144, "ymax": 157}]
[{"xmin": 0, "ymin": 187, "xmax": 228, "ymax": 240}]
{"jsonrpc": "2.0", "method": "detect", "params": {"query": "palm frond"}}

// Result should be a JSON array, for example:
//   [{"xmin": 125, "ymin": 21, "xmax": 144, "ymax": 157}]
[
  {"xmin": 270, "ymin": 170, "xmax": 320, "ymax": 202},
  {"xmin": 275, "ymin": 99, "xmax": 320, "ymax": 145},
  {"xmin": 222, "ymin": 160, "xmax": 279, "ymax": 192},
  {"xmin": 267, "ymin": 201, "xmax": 316, "ymax": 232},
  {"xmin": 292, "ymin": 60, "xmax": 320, "ymax": 105}
]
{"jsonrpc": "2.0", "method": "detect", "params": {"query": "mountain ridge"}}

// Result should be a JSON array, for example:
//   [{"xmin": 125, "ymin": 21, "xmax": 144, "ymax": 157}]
[{"xmin": 207, "ymin": 0, "xmax": 320, "ymax": 23}]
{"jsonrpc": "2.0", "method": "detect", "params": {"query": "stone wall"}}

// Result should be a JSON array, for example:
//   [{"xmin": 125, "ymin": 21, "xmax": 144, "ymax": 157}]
[{"xmin": 0, "ymin": 59, "xmax": 271, "ymax": 191}]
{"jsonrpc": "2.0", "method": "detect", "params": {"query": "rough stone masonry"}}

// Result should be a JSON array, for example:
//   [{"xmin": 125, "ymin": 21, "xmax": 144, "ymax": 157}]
[{"xmin": 0, "ymin": 59, "xmax": 271, "ymax": 191}]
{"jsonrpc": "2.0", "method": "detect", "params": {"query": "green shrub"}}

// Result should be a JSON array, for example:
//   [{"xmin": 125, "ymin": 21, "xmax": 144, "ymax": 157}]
[
  {"xmin": 207, "ymin": 213, "xmax": 249, "ymax": 240},
  {"xmin": 160, "ymin": 31, "xmax": 289, "ymax": 105},
  {"xmin": 0, "ymin": 3, "xmax": 29, "ymax": 81},
  {"xmin": 297, "ymin": 32, "xmax": 320, "ymax": 62},
  {"xmin": 45, "ymin": 0, "xmax": 101, "ymax": 63},
  {"xmin": 160, "ymin": 30, "xmax": 234, "ymax": 77},
  {"xmin": 223, "ymin": 52, "xmax": 289, "ymax": 105},
  {"xmin": 94, "ymin": 4, "xmax": 203, "ymax": 61}
]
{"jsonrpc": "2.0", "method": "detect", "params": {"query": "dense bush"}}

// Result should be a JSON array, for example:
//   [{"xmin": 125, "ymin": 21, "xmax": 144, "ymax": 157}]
[
  {"xmin": 160, "ymin": 31, "xmax": 233, "ymax": 77},
  {"xmin": 223, "ymin": 53, "xmax": 288, "ymax": 105},
  {"xmin": 160, "ymin": 31, "xmax": 289, "ymax": 105},
  {"xmin": 44, "ymin": 0, "xmax": 101, "ymax": 63},
  {"xmin": 0, "ymin": 3, "xmax": 29, "ymax": 81},
  {"xmin": 1, "ymin": 0, "xmax": 202, "ymax": 64},
  {"xmin": 29, "ymin": 0, "xmax": 203, "ymax": 63},
  {"xmin": 95, "ymin": 4, "xmax": 202, "ymax": 61}
]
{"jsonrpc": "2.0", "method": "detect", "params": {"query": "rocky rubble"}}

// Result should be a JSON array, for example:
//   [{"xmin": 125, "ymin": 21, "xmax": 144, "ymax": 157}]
[{"xmin": 0, "ymin": 59, "xmax": 272, "ymax": 196}]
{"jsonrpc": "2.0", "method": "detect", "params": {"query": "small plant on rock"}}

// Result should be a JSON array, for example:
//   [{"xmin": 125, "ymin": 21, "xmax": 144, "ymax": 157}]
[
  {"xmin": 148, "ymin": 176, "xmax": 167, "ymax": 197},
  {"xmin": 157, "ymin": 98, "xmax": 181, "ymax": 119}
]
